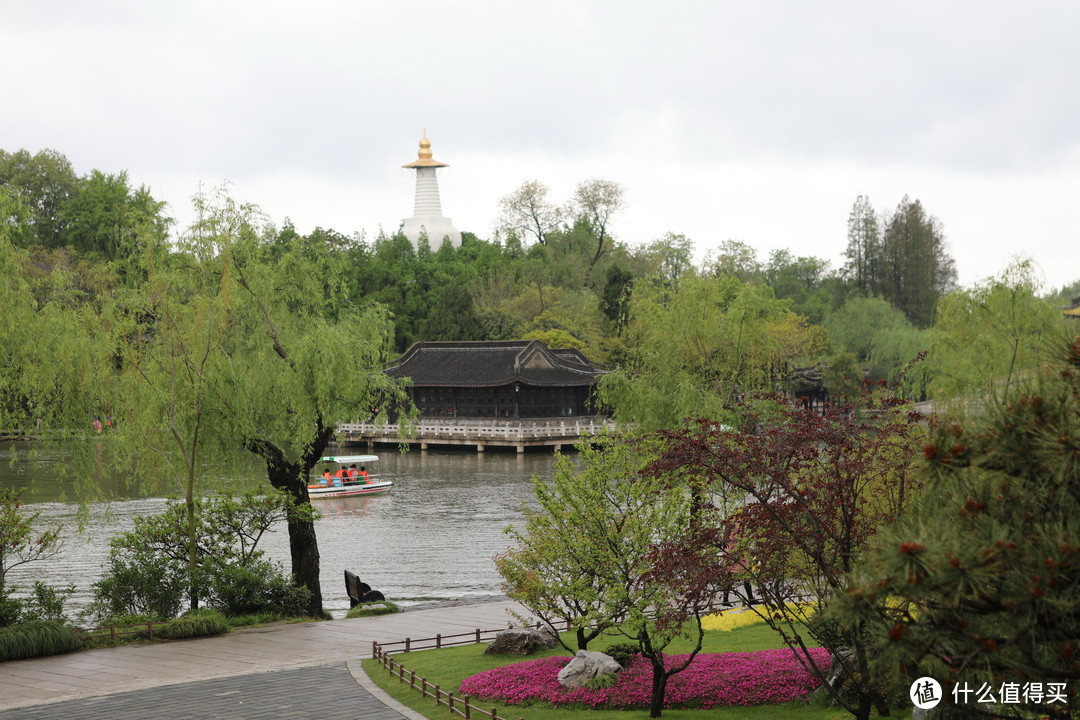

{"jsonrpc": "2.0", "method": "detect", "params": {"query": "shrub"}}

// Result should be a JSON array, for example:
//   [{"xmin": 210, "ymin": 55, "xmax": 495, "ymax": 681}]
[
  {"xmin": 0, "ymin": 582, "xmax": 76, "ymax": 627},
  {"xmin": 602, "ymin": 642, "xmax": 639, "ymax": 668},
  {"xmin": 90, "ymin": 490, "xmax": 308, "ymax": 622},
  {"xmin": 0, "ymin": 589, "xmax": 22, "ymax": 628},
  {"xmin": 0, "ymin": 620, "xmax": 81, "ymax": 661},
  {"xmin": 88, "ymin": 556, "xmax": 188, "ymax": 623},
  {"xmin": 161, "ymin": 609, "xmax": 229, "ymax": 640},
  {"xmin": 345, "ymin": 600, "xmax": 401, "ymax": 619},
  {"xmin": 23, "ymin": 582, "xmax": 75, "ymax": 622},
  {"xmin": 208, "ymin": 562, "xmax": 310, "ymax": 617}
]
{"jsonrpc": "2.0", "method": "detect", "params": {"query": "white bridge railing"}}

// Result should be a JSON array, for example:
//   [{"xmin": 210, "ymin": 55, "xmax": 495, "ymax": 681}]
[{"xmin": 338, "ymin": 416, "xmax": 617, "ymax": 442}]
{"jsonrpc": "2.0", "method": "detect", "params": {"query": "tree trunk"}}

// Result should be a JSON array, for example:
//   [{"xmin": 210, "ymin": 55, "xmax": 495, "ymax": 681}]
[
  {"xmin": 649, "ymin": 661, "xmax": 668, "ymax": 718},
  {"xmin": 267, "ymin": 461, "xmax": 323, "ymax": 617},
  {"xmin": 286, "ymin": 510, "xmax": 322, "ymax": 617},
  {"xmin": 246, "ymin": 420, "xmax": 335, "ymax": 618}
]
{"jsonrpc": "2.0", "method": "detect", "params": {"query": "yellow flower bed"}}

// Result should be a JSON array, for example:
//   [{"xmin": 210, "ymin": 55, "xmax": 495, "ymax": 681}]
[
  {"xmin": 702, "ymin": 603, "xmax": 817, "ymax": 632},
  {"xmin": 701, "ymin": 607, "xmax": 767, "ymax": 632}
]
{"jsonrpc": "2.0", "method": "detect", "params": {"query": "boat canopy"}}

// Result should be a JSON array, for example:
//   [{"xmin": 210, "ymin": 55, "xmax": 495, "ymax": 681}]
[{"xmin": 318, "ymin": 455, "xmax": 379, "ymax": 464}]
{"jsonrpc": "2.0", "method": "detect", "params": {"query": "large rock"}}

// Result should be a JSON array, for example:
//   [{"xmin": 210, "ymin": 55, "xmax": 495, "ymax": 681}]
[
  {"xmin": 483, "ymin": 627, "xmax": 558, "ymax": 656},
  {"xmin": 556, "ymin": 650, "xmax": 623, "ymax": 688}
]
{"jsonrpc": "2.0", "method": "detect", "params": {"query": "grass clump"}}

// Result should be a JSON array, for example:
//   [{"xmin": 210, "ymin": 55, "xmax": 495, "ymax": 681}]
[
  {"xmin": 161, "ymin": 609, "xmax": 230, "ymax": 640},
  {"xmin": 0, "ymin": 620, "xmax": 82, "ymax": 661},
  {"xmin": 346, "ymin": 600, "xmax": 401, "ymax": 618}
]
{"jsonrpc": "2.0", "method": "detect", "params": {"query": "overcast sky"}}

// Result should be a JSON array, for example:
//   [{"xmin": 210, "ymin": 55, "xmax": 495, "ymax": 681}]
[{"xmin": 5, "ymin": 1, "xmax": 1078, "ymax": 292}]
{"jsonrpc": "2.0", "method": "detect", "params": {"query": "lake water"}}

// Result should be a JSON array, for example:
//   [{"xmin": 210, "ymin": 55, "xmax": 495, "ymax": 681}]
[{"xmin": 0, "ymin": 441, "xmax": 557, "ymax": 619}]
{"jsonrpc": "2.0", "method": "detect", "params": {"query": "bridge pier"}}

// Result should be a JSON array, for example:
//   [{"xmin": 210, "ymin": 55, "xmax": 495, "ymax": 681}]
[{"xmin": 477, "ymin": 443, "xmax": 485, "ymax": 453}]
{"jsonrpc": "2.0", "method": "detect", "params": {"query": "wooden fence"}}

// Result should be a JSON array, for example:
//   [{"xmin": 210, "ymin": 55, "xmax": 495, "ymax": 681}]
[{"xmin": 371, "ymin": 620, "xmax": 570, "ymax": 720}]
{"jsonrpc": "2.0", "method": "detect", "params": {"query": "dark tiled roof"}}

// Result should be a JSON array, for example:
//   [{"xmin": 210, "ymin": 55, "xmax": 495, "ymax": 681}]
[{"xmin": 386, "ymin": 340, "xmax": 607, "ymax": 388}]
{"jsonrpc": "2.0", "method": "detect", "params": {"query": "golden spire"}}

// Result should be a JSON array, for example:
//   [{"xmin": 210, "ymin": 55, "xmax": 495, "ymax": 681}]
[{"xmin": 403, "ymin": 129, "xmax": 449, "ymax": 168}]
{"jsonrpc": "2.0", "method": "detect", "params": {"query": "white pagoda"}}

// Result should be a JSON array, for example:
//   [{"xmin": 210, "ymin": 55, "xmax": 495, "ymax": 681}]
[{"xmin": 401, "ymin": 131, "xmax": 461, "ymax": 249}]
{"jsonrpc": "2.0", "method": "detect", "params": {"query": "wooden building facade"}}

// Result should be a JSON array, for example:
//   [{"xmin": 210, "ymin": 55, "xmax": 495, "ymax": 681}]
[{"xmin": 385, "ymin": 340, "xmax": 607, "ymax": 420}]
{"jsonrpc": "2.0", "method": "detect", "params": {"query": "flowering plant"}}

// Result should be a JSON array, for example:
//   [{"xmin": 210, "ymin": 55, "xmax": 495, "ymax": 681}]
[{"xmin": 459, "ymin": 646, "xmax": 829, "ymax": 710}]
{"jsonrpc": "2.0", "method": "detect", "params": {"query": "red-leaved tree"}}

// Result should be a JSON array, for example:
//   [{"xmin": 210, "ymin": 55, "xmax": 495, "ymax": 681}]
[{"xmin": 650, "ymin": 383, "xmax": 925, "ymax": 720}]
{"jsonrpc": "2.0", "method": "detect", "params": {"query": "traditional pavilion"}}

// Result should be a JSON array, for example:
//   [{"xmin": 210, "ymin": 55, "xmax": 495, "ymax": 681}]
[
  {"xmin": 385, "ymin": 340, "xmax": 607, "ymax": 419},
  {"xmin": 400, "ymin": 131, "xmax": 461, "ymax": 250}
]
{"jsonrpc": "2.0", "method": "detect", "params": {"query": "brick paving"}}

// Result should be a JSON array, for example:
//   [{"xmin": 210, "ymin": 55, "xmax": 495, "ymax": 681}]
[
  {"xmin": 0, "ymin": 662, "xmax": 409, "ymax": 720},
  {"xmin": 0, "ymin": 600, "xmax": 527, "ymax": 719}
]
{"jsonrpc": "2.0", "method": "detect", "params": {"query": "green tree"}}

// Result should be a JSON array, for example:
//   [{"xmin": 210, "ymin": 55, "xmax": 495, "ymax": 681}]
[
  {"xmin": 825, "ymin": 296, "xmax": 928, "ymax": 383},
  {"xmin": 61, "ymin": 170, "xmax": 171, "ymax": 262},
  {"xmin": 823, "ymin": 350, "xmax": 865, "ymax": 401},
  {"xmin": 107, "ymin": 229, "xmax": 235, "ymax": 610},
  {"xmin": 95, "ymin": 188, "xmax": 411, "ymax": 617},
  {"xmin": 0, "ymin": 148, "xmax": 79, "ymax": 249},
  {"xmin": 877, "ymin": 196, "xmax": 957, "ymax": 328},
  {"xmin": 0, "ymin": 229, "xmax": 115, "ymax": 440},
  {"xmin": 631, "ymin": 232, "xmax": 694, "ymax": 289},
  {"xmin": 1044, "ymin": 277, "xmax": 1080, "ymax": 308},
  {"xmin": 703, "ymin": 239, "xmax": 763, "ymax": 283},
  {"xmin": 195, "ymin": 191, "xmax": 410, "ymax": 616},
  {"xmin": 418, "ymin": 285, "xmax": 480, "ymax": 341},
  {"xmin": 836, "ymin": 336, "xmax": 1080, "ymax": 720},
  {"xmin": 571, "ymin": 178, "xmax": 624, "ymax": 269},
  {"xmin": 496, "ymin": 179, "xmax": 566, "ymax": 246},
  {"xmin": 496, "ymin": 437, "xmax": 720, "ymax": 718},
  {"xmin": 0, "ymin": 489, "xmax": 62, "ymax": 592},
  {"xmin": 599, "ymin": 274, "xmax": 824, "ymax": 431},
  {"xmin": 926, "ymin": 261, "xmax": 1069, "ymax": 409},
  {"xmin": 764, "ymin": 248, "xmax": 834, "ymax": 324},
  {"xmin": 600, "ymin": 263, "xmax": 633, "ymax": 327},
  {"xmin": 842, "ymin": 194, "xmax": 880, "ymax": 295}
]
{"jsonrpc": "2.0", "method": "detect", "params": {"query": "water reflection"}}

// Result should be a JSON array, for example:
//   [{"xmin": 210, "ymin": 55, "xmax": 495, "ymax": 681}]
[{"xmin": 0, "ymin": 442, "xmax": 554, "ymax": 619}]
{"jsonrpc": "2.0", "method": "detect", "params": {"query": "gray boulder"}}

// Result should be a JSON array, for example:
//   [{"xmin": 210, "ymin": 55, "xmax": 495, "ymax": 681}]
[
  {"xmin": 483, "ymin": 627, "xmax": 558, "ymax": 656},
  {"xmin": 556, "ymin": 650, "xmax": 623, "ymax": 688}
]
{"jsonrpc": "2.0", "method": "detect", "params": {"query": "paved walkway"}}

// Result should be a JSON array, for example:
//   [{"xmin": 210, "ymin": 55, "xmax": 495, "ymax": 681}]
[{"xmin": 0, "ymin": 600, "xmax": 532, "ymax": 718}]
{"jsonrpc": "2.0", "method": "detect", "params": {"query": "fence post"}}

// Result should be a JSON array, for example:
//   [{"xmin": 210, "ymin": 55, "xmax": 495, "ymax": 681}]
[
  {"xmin": 405, "ymin": 637, "xmax": 411, "ymax": 652},
  {"xmin": 475, "ymin": 628, "xmax": 481, "ymax": 644},
  {"xmin": 148, "ymin": 621, "xmax": 154, "ymax": 641},
  {"xmin": 371, "ymin": 640, "xmax": 378, "ymax": 658},
  {"xmin": 434, "ymin": 684, "xmax": 441, "ymax": 705},
  {"xmin": 464, "ymin": 696, "xmax": 471, "ymax": 719},
  {"xmin": 436, "ymin": 633, "xmax": 442, "ymax": 649},
  {"xmin": 410, "ymin": 669, "xmax": 416, "ymax": 688}
]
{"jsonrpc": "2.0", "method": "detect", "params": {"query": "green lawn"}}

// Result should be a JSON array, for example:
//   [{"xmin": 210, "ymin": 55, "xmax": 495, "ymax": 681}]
[{"xmin": 360, "ymin": 623, "xmax": 912, "ymax": 720}]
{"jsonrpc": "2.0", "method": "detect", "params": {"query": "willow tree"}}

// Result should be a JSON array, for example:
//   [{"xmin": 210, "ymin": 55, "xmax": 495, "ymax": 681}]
[
  {"xmin": 0, "ymin": 189, "xmax": 116, "ymax": 443},
  {"xmin": 598, "ymin": 273, "xmax": 828, "ymax": 431},
  {"xmin": 104, "ymin": 234, "xmax": 237, "ymax": 610},
  {"xmin": 925, "ymin": 261, "xmax": 1070, "ymax": 411},
  {"xmin": 184, "ymin": 189, "xmax": 411, "ymax": 616}
]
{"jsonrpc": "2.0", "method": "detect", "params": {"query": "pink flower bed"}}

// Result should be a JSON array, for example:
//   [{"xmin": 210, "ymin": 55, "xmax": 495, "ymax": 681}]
[{"xmin": 459, "ymin": 647, "xmax": 829, "ymax": 710}]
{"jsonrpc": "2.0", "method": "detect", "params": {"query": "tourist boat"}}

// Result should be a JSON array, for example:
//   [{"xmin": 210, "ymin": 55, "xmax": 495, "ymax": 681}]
[{"xmin": 307, "ymin": 454, "xmax": 392, "ymax": 498}]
